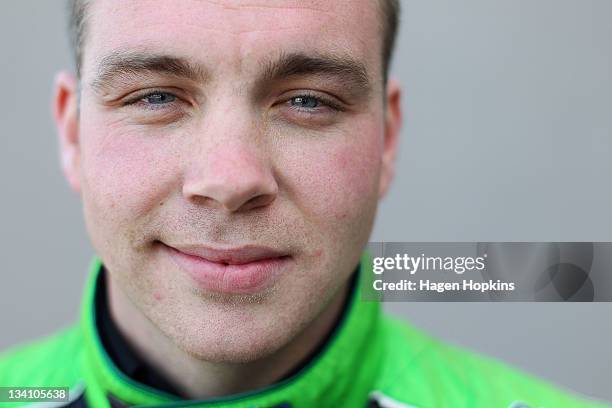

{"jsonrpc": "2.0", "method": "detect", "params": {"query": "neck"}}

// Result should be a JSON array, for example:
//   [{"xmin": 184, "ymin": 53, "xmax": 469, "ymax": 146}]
[{"xmin": 106, "ymin": 274, "xmax": 351, "ymax": 399}]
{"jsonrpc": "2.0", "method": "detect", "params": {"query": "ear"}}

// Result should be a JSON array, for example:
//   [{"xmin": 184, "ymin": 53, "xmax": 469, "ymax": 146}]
[
  {"xmin": 378, "ymin": 78, "xmax": 402, "ymax": 198},
  {"xmin": 53, "ymin": 72, "xmax": 81, "ymax": 193}
]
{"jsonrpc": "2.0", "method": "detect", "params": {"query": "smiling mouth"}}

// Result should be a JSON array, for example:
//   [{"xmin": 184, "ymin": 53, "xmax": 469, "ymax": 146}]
[{"xmin": 159, "ymin": 241, "xmax": 292, "ymax": 295}]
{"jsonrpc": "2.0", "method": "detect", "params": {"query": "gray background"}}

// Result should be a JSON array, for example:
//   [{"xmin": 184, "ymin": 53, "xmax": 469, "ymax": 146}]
[{"xmin": 0, "ymin": 0, "xmax": 610, "ymax": 403}]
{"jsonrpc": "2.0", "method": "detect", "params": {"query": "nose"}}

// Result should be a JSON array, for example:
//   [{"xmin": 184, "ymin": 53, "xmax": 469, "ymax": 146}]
[{"xmin": 182, "ymin": 141, "xmax": 278, "ymax": 213}]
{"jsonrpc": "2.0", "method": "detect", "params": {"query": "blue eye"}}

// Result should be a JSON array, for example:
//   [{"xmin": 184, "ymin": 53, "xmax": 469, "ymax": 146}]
[
  {"xmin": 142, "ymin": 92, "xmax": 177, "ymax": 105},
  {"xmin": 290, "ymin": 96, "xmax": 321, "ymax": 109}
]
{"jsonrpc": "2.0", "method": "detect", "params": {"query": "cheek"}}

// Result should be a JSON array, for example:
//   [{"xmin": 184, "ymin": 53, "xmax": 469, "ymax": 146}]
[
  {"xmin": 280, "ymin": 120, "xmax": 383, "ymax": 223},
  {"xmin": 79, "ymin": 117, "xmax": 181, "ymax": 228},
  {"xmin": 276, "ymin": 121, "xmax": 383, "ymax": 291}
]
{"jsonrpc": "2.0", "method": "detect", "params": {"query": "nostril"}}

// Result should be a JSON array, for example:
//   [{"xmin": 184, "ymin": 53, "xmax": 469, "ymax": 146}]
[{"xmin": 241, "ymin": 193, "xmax": 276, "ymax": 211}]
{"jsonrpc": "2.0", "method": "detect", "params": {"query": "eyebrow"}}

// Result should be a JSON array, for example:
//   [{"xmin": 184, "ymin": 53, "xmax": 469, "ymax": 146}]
[
  {"xmin": 90, "ymin": 51, "xmax": 208, "ymax": 93},
  {"xmin": 89, "ymin": 50, "xmax": 372, "ymax": 98},
  {"xmin": 261, "ymin": 51, "xmax": 371, "ymax": 96}
]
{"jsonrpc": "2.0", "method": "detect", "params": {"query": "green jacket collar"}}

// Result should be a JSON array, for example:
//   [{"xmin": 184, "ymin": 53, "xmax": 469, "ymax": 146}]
[{"xmin": 80, "ymin": 255, "xmax": 382, "ymax": 408}]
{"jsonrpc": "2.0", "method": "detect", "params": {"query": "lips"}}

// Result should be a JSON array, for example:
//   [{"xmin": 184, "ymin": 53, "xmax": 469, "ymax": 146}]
[
  {"xmin": 161, "ymin": 242, "xmax": 291, "ymax": 294},
  {"xmin": 170, "ymin": 244, "xmax": 288, "ymax": 265}
]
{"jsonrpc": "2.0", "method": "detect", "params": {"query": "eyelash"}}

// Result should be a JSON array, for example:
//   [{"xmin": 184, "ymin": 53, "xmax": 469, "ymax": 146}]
[
  {"xmin": 121, "ymin": 90, "xmax": 345, "ymax": 117},
  {"xmin": 123, "ymin": 90, "xmax": 179, "ymax": 110},
  {"xmin": 284, "ymin": 92, "xmax": 344, "ymax": 114}
]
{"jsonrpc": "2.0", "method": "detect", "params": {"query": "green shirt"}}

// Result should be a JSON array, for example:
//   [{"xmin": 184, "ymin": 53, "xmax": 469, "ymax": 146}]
[{"xmin": 0, "ymin": 256, "xmax": 609, "ymax": 407}]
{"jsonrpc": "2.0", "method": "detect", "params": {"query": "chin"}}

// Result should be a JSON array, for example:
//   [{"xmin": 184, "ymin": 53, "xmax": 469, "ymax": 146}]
[
  {"xmin": 174, "ymin": 322, "xmax": 292, "ymax": 364},
  {"xmin": 153, "ymin": 300, "xmax": 303, "ymax": 365}
]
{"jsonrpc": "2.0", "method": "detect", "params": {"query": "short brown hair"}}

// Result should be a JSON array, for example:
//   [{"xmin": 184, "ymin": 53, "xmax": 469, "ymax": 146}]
[{"xmin": 68, "ymin": 0, "xmax": 400, "ymax": 81}]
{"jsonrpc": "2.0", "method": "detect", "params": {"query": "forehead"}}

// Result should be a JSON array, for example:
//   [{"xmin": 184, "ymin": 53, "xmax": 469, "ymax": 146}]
[{"xmin": 83, "ymin": 0, "xmax": 383, "ymax": 81}]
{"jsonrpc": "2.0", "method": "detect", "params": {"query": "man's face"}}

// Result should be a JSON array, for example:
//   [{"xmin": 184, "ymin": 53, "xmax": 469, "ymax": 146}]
[{"xmin": 56, "ymin": 0, "xmax": 400, "ymax": 362}]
